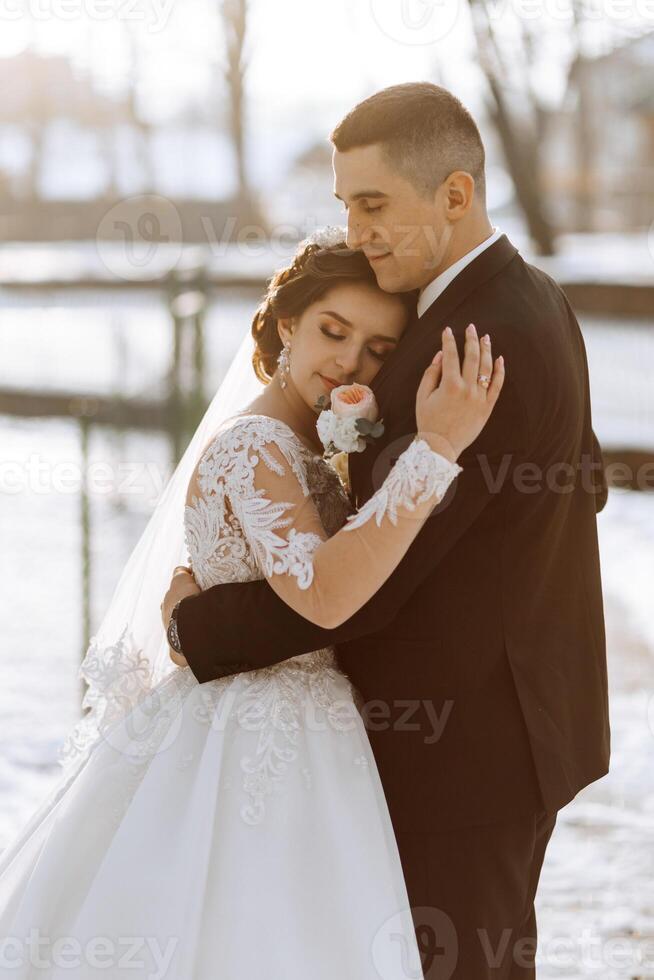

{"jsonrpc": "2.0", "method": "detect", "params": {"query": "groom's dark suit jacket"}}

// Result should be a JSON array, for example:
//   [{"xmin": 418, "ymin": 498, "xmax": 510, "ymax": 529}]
[{"xmin": 178, "ymin": 234, "xmax": 610, "ymax": 833}]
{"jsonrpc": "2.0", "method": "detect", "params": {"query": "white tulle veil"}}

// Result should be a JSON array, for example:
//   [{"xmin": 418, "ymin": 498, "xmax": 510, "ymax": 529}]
[{"xmin": 57, "ymin": 328, "xmax": 264, "ymax": 778}]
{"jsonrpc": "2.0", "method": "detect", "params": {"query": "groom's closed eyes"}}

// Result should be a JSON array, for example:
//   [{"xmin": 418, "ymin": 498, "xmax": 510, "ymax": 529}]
[{"xmin": 334, "ymin": 190, "xmax": 388, "ymax": 214}]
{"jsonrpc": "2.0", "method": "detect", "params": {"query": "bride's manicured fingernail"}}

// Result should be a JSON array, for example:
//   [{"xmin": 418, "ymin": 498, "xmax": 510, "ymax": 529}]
[
  {"xmin": 482, "ymin": 334, "xmax": 490, "ymax": 345},
  {"xmin": 444, "ymin": 326, "xmax": 453, "ymax": 337}
]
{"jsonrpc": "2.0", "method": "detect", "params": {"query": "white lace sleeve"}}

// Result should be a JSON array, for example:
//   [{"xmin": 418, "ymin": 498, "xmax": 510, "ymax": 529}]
[
  {"xmin": 195, "ymin": 416, "xmax": 327, "ymax": 591},
  {"xmin": 234, "ymin": 490, "xmax": 323, "ymax": 589},
  {"xmin": 342, "ymin": 438, "xmax": 462, "ymax": 531}
]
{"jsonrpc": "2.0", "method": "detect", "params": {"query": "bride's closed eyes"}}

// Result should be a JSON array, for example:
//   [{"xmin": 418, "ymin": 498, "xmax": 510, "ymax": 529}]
[{"xmin": 319, "ymin": 324, "xmax": 391, "ymax": 363}]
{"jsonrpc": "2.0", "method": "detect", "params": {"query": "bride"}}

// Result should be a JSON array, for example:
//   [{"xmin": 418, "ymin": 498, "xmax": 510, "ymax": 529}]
[{"xmin": 0, "ymin": 229, "xmax": 503, "ymax": 979}]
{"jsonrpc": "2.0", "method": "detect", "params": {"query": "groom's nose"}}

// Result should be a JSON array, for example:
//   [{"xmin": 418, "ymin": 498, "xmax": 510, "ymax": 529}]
[{"xmin": 346, "ymin": 212, "xmax": 364, "ymax": 250}]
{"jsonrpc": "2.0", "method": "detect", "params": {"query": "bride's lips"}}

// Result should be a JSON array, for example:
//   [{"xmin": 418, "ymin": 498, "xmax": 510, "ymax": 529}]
[
  {"xmin": 366, "ymin": 251, "xmax": 392, "ymax": 264},
  {"xmin": 318, "ymin": 374, "xmax": 342, "ymax": 391}
]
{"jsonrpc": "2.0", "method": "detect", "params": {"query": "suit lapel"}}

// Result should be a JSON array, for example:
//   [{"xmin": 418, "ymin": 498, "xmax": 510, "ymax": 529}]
[
  {"xmin": 348, "ymin": 234, "xmax": 519, "ymax": 505},
  {"xmin": 370, "ymin": 234, "xmax": 518, "ymax": 402}
]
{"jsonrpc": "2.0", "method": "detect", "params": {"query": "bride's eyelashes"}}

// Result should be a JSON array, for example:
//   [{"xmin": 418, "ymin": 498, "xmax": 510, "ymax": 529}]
[
  {"xmin": 320, "ymin": 325, "xmax": 345, "ymax": 343},
  {"xmin": 319, "ymin": 325, "xmax": 387, "ymax": 362}
]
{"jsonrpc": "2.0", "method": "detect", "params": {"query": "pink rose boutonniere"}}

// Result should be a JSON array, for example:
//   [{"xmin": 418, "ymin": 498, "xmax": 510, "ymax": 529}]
[{"xmin": 314, "ymin": 383, "xmax": 385, "ymax": 457}]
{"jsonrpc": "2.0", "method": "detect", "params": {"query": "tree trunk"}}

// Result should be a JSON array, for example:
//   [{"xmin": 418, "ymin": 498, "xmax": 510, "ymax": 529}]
[
  {"xmin": 468, "ymin": 0, "xmax": 556, "ymax": 255},
  {"xmin": 220, "ymin": 0, "xmax": 262, "ymax": 228}
]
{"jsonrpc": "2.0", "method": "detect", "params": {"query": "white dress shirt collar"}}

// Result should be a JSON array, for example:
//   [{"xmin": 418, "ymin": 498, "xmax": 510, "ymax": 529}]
[{"xmin": 417, "ymin": 227, "xmax": 502, "ymax": 318}]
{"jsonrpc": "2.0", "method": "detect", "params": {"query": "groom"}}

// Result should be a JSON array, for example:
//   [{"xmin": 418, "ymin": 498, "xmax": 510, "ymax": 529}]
[{"xmin": 167, "ymin": 83, "xmax": 609, "ymax": 978}]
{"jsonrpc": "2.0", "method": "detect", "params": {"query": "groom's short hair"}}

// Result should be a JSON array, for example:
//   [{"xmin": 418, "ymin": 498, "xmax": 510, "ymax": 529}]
[{"xmin": 330, "ymin": 82, "xmax": 486, "ymax": 202}]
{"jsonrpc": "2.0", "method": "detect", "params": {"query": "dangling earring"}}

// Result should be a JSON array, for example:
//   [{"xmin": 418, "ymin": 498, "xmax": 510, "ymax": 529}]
[{"xmin": 277, "ymin": 342, "xmax": 291, "ymax": 389}]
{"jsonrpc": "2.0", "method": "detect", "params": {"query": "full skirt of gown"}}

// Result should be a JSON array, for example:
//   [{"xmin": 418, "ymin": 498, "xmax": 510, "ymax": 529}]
[{"xmin": 0, "ymin": 649, "xmax": 423, "ymax": 980}]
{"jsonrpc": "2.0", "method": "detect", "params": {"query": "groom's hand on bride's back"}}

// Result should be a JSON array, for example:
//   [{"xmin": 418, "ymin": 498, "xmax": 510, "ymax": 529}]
[
  {"xmin": 162, "ymin": 567, "xmax": 201, "ymax": 626},
  {"xmin": 162, "ymin": 567, "xmax": 201, "ymax": 666},
  {"xmin": 415, "ymin": 322, "xmax": 505, "ymax": 463}
]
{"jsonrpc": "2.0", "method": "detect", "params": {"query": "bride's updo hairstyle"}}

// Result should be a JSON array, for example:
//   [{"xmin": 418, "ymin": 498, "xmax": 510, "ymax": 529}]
[{"xmin": 251, "ymin": 231, "xmax": 413, "ymax": 384}]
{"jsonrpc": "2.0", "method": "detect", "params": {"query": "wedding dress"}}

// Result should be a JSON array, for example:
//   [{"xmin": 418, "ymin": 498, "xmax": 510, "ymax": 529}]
[{"xmin": 0, "ymin": 413, "xmax": 458, "ymax": 980}]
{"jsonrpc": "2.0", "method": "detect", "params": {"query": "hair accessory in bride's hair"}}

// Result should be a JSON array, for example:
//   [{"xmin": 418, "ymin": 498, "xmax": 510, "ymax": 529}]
[{"xmin": 300, "ymin": 225, "xmax": 348, "ymax": 250}]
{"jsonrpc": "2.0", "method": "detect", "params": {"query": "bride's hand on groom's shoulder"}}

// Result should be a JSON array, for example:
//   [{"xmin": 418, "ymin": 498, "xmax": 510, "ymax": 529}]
[{"xmin": 415, "ymin": 323, "xmax": 505, "ymax": 463}]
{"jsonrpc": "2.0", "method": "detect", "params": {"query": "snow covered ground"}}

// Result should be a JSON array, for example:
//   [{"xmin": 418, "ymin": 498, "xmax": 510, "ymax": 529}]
[{"xmin": 536, "ymin": 489, "xmax": 654, "ymax": 979}]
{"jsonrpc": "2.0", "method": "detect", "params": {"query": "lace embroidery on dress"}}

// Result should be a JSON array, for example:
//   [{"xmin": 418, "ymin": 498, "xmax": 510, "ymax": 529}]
[
  {"xmin": 235, "ymin": 649, "xmax": 359, "ymax": 825},
  {"xmin": 187, "ymin": 415, "xmax": 330, "ymax": 593},
  {"xmin": 181, "ymin": 414, "xmax": 356, "ymax": 825},
  {"xmin": 343, "ymin": 437, "xmax": 462, "ymax": 531},
  {"xmin": 58, "ymin": 625, "xmax": 153, "ymax": 775}
]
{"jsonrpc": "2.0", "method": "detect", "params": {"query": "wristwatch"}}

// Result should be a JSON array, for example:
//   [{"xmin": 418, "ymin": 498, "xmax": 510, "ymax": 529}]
[{"xmin": 167, "ymin": 599, "xmax": 184, "ymax": 654}]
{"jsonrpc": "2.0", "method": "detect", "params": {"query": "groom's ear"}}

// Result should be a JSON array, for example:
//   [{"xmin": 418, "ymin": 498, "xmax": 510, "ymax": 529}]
[{"xmin": 443, "ymin": 171, "xmax": 476, "ymax": 220}]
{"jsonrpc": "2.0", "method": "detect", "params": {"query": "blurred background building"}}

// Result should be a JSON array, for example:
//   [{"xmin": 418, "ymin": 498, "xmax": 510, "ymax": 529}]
[{"xmin": 1, "ymin": 2, "xmax": 653, "ymax": 974}]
